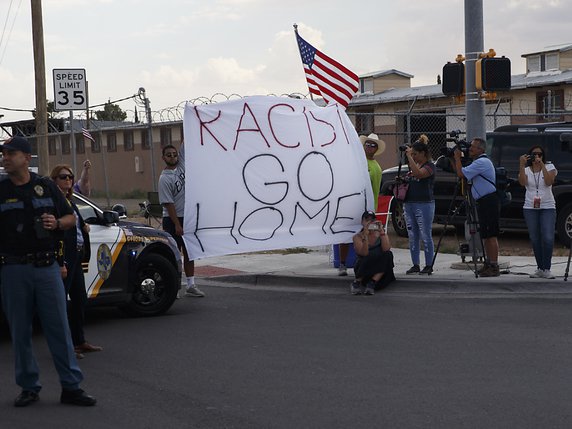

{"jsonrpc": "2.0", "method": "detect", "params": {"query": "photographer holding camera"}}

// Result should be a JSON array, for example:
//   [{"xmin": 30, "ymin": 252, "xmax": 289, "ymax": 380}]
[
  {"xmin": 518, "ymin": 146, "xmax": 557, "ymax": 279},
  {"xmin": 452, "ymin": 137, "xmax": 500, "ymax": 277},
  {"xmin": 402, "ymin": 137, "xmax": 436, "ymax": 275},
  {"xmin": 350, "ymin": 210, "xmax": 395, "ymax": 295}
]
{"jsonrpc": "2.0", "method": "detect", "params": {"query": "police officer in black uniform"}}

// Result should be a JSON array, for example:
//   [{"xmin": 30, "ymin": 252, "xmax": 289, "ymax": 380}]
[{"xmin": 0, "ymin": 136, "xmax": 96, "ymax": 407}]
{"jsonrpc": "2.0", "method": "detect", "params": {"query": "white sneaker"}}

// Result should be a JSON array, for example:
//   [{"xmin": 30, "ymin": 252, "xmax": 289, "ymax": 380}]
[
  {"xmin": 542, "ymin": 270, "xmax": 556, "ymax": 279},
  {"xmin": 529, "ymin": 269, "xmax": 543, "ymax": 278},
  {"xmin": 338, "ymin": 263, "xmax": 348, "ymax": 277},
  {"xmin": 185, "ymin": 286, "xmax": 205, "ymax": 297}
]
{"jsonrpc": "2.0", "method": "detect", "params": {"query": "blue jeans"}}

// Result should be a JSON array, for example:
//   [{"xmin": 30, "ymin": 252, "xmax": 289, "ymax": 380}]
[
  {"xmin": 403, "ymin": 201, "xmax": 435, "ymax": 267},
  {"xmin": 1, "ymin": 262, "xmax": 83, "ymax": 392},
  {"xmin": 523, "ymin": 208, "xmax": 556, "ymax": 270}
]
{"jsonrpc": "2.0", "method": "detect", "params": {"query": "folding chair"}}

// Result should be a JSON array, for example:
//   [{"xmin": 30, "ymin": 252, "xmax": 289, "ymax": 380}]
[{"xmin": 375, "ymin": 195, "xmax": 394, "ymax": 231}]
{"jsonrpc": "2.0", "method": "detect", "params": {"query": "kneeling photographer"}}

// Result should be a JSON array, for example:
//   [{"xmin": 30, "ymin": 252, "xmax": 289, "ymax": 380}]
[{"xmin": 451, "ymin": 137, "xmax": 500, "ymax": 277}]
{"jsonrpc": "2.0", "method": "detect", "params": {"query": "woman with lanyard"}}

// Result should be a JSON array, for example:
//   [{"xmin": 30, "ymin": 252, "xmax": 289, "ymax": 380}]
[
  {"xmin": 518, "ymin": 146, "xmax": 557, "ymax": 279},
  {"xmin": 403, "ymin": 137, "xmax": 436, "ymax": 275},
  {"xmin": 51, "ymin": 165, "xmax": 103, "ymax": 358}
]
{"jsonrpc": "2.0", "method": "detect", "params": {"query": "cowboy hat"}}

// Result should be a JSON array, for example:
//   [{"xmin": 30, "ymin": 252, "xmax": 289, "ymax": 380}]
[{"xmin": 359, "ymin": 133, "xmax": 385, "ymax": 156}]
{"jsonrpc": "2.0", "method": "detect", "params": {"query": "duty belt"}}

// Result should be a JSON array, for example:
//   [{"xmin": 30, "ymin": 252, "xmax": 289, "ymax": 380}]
[{"xmin": 0, "ymin": 251, "xmax": 57, "ymax": 265}]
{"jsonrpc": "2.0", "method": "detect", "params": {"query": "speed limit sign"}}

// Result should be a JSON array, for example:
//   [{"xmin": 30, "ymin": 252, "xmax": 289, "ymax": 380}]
[{"xmin": 53, "ymin": 68, "xmax": 87, "ymax": 111}]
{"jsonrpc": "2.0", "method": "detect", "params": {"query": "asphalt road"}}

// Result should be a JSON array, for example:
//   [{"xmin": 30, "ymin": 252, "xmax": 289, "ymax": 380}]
[{"xmin": 2, "ymin": 283, "xmax": 572, "ymax": 429}]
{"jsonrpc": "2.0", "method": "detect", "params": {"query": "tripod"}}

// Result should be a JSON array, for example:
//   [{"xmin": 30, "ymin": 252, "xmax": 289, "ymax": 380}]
[
  {"xmin": 565, "ymin": 242, "xmax": 572, "ymax": 281},
  {"xmin": 429, "ymin": 176, "xmax": 486, "ymax": 277}
]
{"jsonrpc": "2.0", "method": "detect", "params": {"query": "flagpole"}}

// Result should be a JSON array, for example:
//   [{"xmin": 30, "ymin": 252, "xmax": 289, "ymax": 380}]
[{"xmin": 293, "ymin": 23, "xmax": 313, "ymax": 101}]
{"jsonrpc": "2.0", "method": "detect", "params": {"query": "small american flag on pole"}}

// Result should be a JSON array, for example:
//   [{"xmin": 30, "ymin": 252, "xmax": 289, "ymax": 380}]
[
  {"xmin": 295, "ymin": 27, "xmax": 359, "ymax": 108},
  {"xmin": 82, "ymin": 127, "xmax": 95, "ymax": 142}
]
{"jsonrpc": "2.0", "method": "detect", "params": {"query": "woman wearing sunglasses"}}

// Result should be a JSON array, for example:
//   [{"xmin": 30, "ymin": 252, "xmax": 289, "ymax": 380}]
[
  {"xmin": 518, "ymin": 146, "xmax": 557, "ymax": 279},
  {"xmin": 50, "ymin": 165, "xmax": 102, "ymax": 358}
]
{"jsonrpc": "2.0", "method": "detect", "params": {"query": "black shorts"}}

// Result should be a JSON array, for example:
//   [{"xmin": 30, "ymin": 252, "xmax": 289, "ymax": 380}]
[
  {"xmin": 476, "ymin": 193, "xmax": 500, "ymax": 238},
  {"xmin": 162, "ymin": 216, "xmax": 185, "ymax": 250}
]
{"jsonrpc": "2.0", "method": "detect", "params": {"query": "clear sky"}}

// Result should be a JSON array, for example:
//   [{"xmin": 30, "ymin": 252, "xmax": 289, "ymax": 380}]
[{"xmin": 0, "ymin": 0, "xmax": 571, "ymax": 127}]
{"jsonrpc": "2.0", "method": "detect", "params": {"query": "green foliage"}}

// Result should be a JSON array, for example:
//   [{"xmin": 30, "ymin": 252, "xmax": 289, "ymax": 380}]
[{"xmin": 94, "ymin": 102, "xmax": 127, "ymax": 122}]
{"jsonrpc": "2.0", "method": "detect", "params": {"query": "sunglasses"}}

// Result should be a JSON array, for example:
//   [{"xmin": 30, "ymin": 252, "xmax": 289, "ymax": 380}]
[
  {"xmin": 164, "ymin": 153, "xmax": 178, "ymax": 158},
  {"xmin": 365, "ymin": 143, "xmax": 378, "ymax": 148},
  {"xmin": 57, "ymin": 174, "xmax": 74, "ymax": 180},
  {"xmin": 531, "ymin": 152, "xmax": 543, "ymax": 156}
]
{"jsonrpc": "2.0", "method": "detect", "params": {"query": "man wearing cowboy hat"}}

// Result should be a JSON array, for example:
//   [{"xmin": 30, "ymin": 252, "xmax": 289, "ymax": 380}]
[
  {"xmin": 338, "ymin": 133, "xmax": 385, "ymax": 276},
  {"xmin": 359, "ymin": 133, "xmax": 385, "ymax": 209}
]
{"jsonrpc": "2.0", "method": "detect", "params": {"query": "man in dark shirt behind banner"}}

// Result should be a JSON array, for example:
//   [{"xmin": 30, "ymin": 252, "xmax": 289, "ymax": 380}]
[{"xmin": 0, "ymin": 136, "xmax": 96, "ymax": 407}]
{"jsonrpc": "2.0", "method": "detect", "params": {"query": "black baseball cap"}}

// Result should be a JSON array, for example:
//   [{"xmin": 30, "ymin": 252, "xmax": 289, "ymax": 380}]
[
  {"xmin": 361, "ymin": 210, "xmax": 376, "ymax": 220},
  {"xmin": 2, "ymin": 136, "xmax": 31, "ymax": 154}
]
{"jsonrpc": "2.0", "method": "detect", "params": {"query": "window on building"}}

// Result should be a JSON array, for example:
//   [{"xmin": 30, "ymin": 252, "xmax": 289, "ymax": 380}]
[
  {"xmin": 160, "ymin": 127, "xmax": 172, "ymax": 148},
  {"xmin": 91, "ymin": 134, "xmax": 101, "ymax": 153},
  {"xmin": 48, "ymin": 137, "xmax": 57, "ymax": 156},
  {"xmin": 360, "ymin": 78, "xmax": 373, "ymax": 94},
  {"xmin": 536, "ymin": 89, "xmax": 564, "ymax": 121},
  {"xmin": 527, "ymin": 55, "xmax": 540, "ymax": 73},
  {"xmin": 62, "ymin": 135, "xmax": 71, "ymax": 154},
  {"xmin": 179, "ymin": 125, "xmax": 184, "ymax": 142},
  {"xmin": 107, "ymin": 133, "xmax": 117, "ymax": 152},
  {"xmin": 124, "ymin": 130, "xmax": 134, "ymax": 151},
  {"xmin": 141, "ymin": 129, "xmax": 150, "ymax": 150},
  {"xmin": 76, "ymin": 134, "xmax": 85, "ymax": 154},
  {"xmin": 546, "ymin": 53, "xmax": 559, "ymax": 71}
]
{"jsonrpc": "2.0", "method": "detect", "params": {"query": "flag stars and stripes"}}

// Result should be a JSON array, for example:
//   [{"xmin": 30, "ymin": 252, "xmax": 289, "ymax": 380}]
[{"xmin": 295, "ymin": 31, "xmax": 359, "ymax": 109}]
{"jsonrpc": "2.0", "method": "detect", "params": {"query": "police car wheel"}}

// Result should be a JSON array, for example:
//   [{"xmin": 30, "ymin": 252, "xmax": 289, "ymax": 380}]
[{"xmin": 122, "ymin": 253, "xmax": 179, "ymax": 316}]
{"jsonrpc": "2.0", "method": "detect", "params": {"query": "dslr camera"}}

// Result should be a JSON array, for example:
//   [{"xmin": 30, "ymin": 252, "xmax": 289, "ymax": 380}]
[{"xmin": 525, "ymin": 155, "xmax": 534, "ymax": 167}]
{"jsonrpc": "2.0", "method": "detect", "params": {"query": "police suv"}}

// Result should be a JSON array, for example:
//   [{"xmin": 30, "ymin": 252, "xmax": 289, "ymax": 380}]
[{"xmin": 73, "ymin": 193, "xmax": 182, "ymax": 316}]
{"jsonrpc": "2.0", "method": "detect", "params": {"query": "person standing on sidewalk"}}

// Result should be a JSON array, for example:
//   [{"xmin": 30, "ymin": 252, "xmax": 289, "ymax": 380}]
[
  {"xmin": 51, "ymin": 164, "xmax": 103, "ymax": 358},
  {"xmin": 518, "ymin": 146, "xmax": 557, "ymax": 279},
  {"xmin": 453, "ymin": 137, "xmax": 500, "ymax": 277},
  {"xmin": 337, "ymin": 134, "xmax": 385, "ymax": 276},
  {"xmin": 159, "ymin": 142, "xmax": 205, "ymax": 297},
  {"xmin": 0, "ymin": 136, "xmax": 96, "ymax": 407},
  {"xmin": 403, "ymin": 138, "xmax": 435, "ymax": 275}
]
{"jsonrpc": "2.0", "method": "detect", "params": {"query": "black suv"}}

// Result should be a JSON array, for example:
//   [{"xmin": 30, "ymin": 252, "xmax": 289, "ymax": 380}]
[{"xmin": 381, "ymin": 122, "xmax": 572, "ymax": 247}]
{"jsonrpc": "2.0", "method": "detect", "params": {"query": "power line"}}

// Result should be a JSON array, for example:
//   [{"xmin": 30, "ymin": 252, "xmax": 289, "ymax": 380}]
[{"xmin": 0, "ymin": 0, "xmax": 23, "ymax": 68}]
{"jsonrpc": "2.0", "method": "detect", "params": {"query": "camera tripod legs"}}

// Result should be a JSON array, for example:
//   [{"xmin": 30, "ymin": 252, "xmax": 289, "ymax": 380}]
[
  {"xmin": 565, "ymin": 243, "xmax": 572, "ymax": 281},
  {"xmin": 429, "ymin": 179, "xmax": 486, "ymax": 277}
]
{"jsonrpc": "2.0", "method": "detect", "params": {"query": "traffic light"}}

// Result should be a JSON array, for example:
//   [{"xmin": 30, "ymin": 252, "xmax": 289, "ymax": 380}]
[
  {"xmin": 442, "ymin": 62, "xmax": 465, "ymax": 96},
  {"xmin": 476, "ymin": 57, "xmax": 511, "ymax": 91}
]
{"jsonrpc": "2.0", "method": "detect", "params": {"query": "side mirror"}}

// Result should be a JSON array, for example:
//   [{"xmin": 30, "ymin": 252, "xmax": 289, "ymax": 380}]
[{"xmin": 102, "ymin": 210, "xmax": 120, "ymax": 225}]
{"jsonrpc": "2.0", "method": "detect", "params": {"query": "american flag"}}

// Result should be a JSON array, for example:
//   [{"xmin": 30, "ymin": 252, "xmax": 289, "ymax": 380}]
[
  {"xmin": 295, "ymin": 31, "xmax": 359, "ymax": 108},
  {"xmin": 82, "ymin": 127, "xmax": 95, "ymax": 142}
]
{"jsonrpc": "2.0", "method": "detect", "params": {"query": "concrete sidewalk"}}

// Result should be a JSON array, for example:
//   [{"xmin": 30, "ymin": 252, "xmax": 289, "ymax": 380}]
[{"xmin": 194, "ymin": 246, "xmax": 572, "ymax": 295}]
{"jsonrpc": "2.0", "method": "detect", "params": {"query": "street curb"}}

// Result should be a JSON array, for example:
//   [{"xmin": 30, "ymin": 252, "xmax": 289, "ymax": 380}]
[{"xmin": 199, "ymin": 273, "xmax": 572, "ymax": 295}]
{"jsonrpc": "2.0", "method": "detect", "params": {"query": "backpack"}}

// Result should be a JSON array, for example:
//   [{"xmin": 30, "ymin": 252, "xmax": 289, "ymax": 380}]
[{"xmin": 479, "ymin": 166, "xmax": 512, "ymax": 207}]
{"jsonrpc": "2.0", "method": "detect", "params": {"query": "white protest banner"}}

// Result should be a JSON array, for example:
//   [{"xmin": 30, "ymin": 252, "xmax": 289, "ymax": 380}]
[{"xmin": 183, "ymin": 96, "xmax": 374, "ymax": 259}]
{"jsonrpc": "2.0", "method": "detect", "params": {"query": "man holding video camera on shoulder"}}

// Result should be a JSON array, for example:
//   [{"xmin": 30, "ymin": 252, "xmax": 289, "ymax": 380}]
[{"xmin": 452, "ymin": 137, "xmax": 500, "ymax": 277}]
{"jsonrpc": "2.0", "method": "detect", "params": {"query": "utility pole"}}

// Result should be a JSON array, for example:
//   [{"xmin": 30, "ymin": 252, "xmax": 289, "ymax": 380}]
[
  {"xmin": 464, "ymin": 0, "xmax": 486, "ymax": 141},
  {"xmin": 138, "ymin": 88, "xmax": 156, "ymax": 191},
  {"xmin": 31, "ymin": 0, "xmax": 49, "ymax": 175}
]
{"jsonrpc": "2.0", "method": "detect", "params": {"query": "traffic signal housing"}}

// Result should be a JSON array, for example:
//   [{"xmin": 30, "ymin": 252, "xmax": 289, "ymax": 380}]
[
  {"xmin": 442, "ymin": 62, "xmax": 465, "ymax": 96},
  {"xmin": 476, "ymin": 57, "xmax": 511, "ymax": 91}
]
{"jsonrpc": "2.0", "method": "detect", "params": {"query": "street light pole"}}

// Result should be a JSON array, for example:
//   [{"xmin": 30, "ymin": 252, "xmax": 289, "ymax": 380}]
[{"xmin": 138, "ymin": 88, "xmax": 157, "ymax": 191}]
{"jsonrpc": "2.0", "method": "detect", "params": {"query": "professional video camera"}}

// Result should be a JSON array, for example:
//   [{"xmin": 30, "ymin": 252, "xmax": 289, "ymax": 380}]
[{"xmin": 440, "ymin": 130, "xmax": 471, "ymax": 161}]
